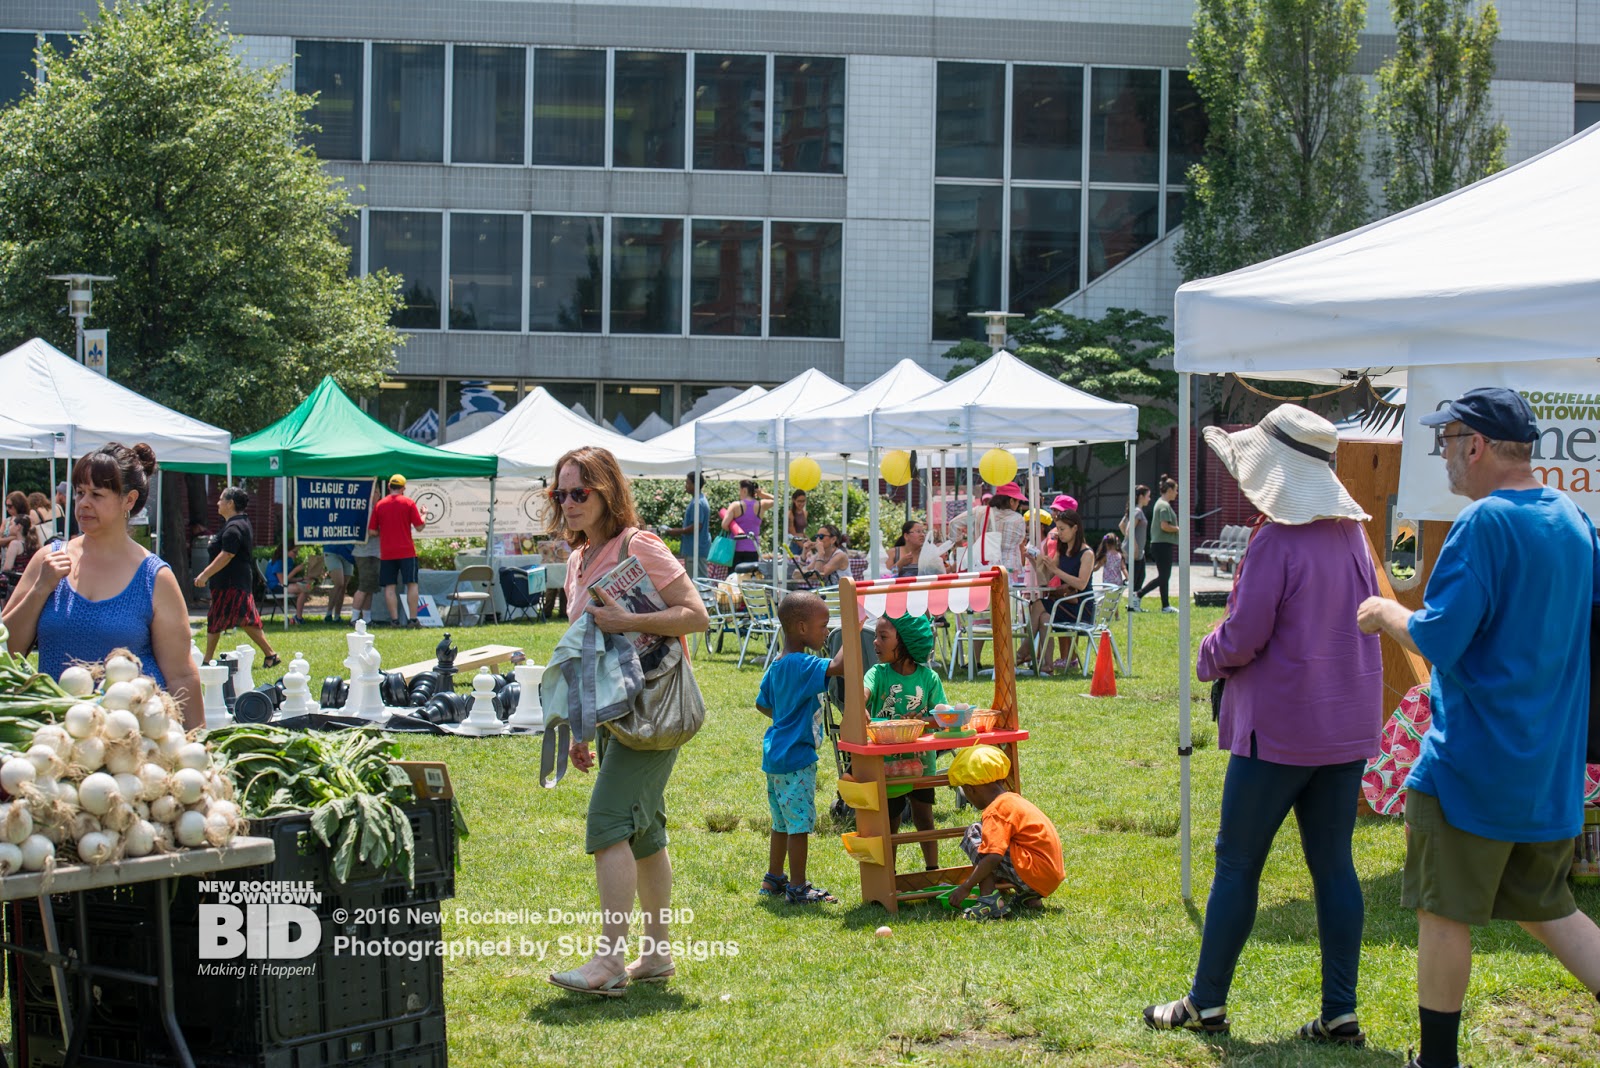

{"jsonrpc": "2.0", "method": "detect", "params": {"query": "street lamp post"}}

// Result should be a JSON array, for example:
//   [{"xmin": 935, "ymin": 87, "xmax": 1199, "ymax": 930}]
[{"xmin": 46, "ymin": 273, "xmax": 114, "ymax": 363}]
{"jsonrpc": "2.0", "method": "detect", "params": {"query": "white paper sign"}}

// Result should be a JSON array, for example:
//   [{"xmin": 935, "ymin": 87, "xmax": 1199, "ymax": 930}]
[
  {"xmin": 406, "ymin": 478, "xmax": 550, "ymax": 538},
  {"xmin": 1398, "ymin": 359, "xmax": 1600, "ymax": 524}
]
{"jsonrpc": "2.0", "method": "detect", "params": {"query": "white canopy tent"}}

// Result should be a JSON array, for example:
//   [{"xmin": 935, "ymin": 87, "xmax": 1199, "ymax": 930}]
[
  {"xmin": 646, "ymin": 385, "xmax": 772, "ymax": 480},
  {"xmin": 0, "ymin": 413, "xmax": 59, "ymax": 459},
  {"xmin": 439, "ymin": 386, "xmax": 694, "ymax": 478},
  {"xmin": 1169, "ymin": 126, "xmax": 1600, "ymax": 899}
]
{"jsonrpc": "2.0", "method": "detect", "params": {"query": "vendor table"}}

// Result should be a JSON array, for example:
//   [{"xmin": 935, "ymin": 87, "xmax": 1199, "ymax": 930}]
[
  {"xmin": 369, "ymin": 569, "xmax": 459, "ymax": 624},
  {"xmin": 454, "ymin": 553, "xmax": 542, "ymax": 620},
  {"xmin": 1, "ymin": 837, "xmax": 275, "ymax": 1068}
]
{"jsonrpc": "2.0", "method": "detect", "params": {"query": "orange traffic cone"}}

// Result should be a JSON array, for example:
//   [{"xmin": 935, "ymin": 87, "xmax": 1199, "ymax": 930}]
[{"xmin": 1088, "ymin": 632, "xmax": 1117, "ymax": 698}]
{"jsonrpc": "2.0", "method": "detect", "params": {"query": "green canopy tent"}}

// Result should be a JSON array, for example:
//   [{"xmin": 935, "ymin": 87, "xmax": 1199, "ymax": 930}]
[{"xmin": 231, "ymin": 377, "xmax": 499, "ymax": 626}]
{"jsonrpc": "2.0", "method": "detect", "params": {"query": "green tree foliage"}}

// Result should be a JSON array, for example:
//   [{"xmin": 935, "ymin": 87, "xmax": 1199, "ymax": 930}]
[
  {"xmin": 1176, "ymin": 0, "xmax": 1371, "ymax": 280},
  {"xmin": 0, "ymin": 0, "xmax": 402, "ymax": 435},
  {"xmin": 943, "ymin": 307, "xmax": 1178, "ymax": 489},
  {"xmin": 1373, "ymin": 0, "xmax": 1507, "ymax": 213}
]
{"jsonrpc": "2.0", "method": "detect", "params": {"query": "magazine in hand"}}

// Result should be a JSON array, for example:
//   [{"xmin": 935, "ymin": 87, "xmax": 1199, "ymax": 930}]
[{"xmin": 587, "ymin": 554, "xmax": 668, "ymax": 656}]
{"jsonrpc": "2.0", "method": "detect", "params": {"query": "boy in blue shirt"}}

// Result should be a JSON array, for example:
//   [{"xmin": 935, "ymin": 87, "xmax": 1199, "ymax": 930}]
[{"xmin": 756, "ymin": 592, "xmax": 845, "ymax": 905}]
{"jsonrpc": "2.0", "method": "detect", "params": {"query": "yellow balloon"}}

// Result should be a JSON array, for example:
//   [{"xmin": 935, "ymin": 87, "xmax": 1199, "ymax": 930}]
[
  {"xmin": 880, "ymin": 450, "xmax": 912, "ymax": 487},
  {"xmin": 788, "ymin": 456, "xmax": 822, "ymax": 492},
  {"xmin": 979, "ymin": 448, "xmax": 1018, "ymax": 487}
]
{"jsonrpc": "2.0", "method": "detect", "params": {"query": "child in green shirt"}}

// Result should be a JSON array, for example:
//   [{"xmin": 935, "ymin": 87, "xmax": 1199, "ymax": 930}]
[{"xmin": 864, "ymin": 612, "xmax": 945, "ymax": 870}]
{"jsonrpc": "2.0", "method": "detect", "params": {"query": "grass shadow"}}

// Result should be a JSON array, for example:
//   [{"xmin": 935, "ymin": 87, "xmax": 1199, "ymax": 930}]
[
  {"xmin": 1214, "ymin": 1034, "xmax": 1401, "ymax": 1066},
  {"xmin": 534, "ymin": 984, "xmax": 695, "ymax": 1022}
]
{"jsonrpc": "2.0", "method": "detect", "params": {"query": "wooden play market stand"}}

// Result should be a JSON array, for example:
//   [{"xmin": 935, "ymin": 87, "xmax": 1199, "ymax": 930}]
[{"xmin": 834, "ymin": 568, "xmax": 1029, "ymax": 913}]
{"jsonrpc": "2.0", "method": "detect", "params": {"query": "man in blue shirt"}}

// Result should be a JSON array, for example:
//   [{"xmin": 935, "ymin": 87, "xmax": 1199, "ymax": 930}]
[
  {"xmin": 662, "ymin": 474, "xmax": 712, "ymax": 571},
  {"xmin": 1360, "ymin": 387, "xmax": 1600, "ymax": 1068}
]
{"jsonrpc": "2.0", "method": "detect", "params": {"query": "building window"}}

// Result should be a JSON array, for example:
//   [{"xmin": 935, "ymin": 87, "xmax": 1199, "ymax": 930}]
[
  {"xmin": 295, "ymin": 40, "xmax": 363, "ymax": 161},
  {"xmin": 932, "ymin": 186, "xmax": 1003, "ymax": 340},
  {"xmin": 769, "ymin": 222, "xmax": 841, "ymax": 339},
  {"xmin": 1012, "ymin": 64, "xmax": 1082, "ymax": 182},
  {"xmin": 453, "ymin": 45, "xmax": 525, "ymax": 165},
  {"xmin": 936, "ymin": 62, "xmax": 1006, "ymax": 180},
  {"xmin": 369, "ymin": 211, "xmax": 443, "ymax": 330},
  {"xmin": 526, "ymin": 380, "xmax": 599, "ymax": 421},
  {"xmin": 532, "ymin": 48, "xmax": 606, "ymax": 167},
  {"xmin": 1089, "ymin": 67, "xmax": 1161, "ymax": 184},
  {"xmin": 1009, "ymin": 187, "xmax": 1081, "ymax": 315},
  {"xmin": 694, "ymin": 54, "xmax": 765, "ymax": 171},
  {"xmin": 1577, "ymin": 87, "xmax": 1600, "ymax": 134},
  {"xmin": 370, "ymin": 43, "xmax": 444, "ymax": 162},
  {"xmin": 610, "ymin": 217, "xmax": 683, "ymax": 333},
  {"xmin": 613, "ymin": 51, "xmax": 685, "ymax": 169},
  {"xmin": 691, "ymin": 220, "xmax": 763, "ymax": 336},
  {"xmin": 442, "ymin": 379, "xmax": 516, "ymax": 442},
  {"xmin": 601, "ymin": 384, "xmax": 672, "ymax": 437},
  {"xmin": 1166, "ymin": 191, "xmax": 1186, "ymax": 233},
  {"xmin": 529, "ymin": 215, "xmax": 603, "ymax": 332},
  {"xmin": 1168, "ymin": 70, "xmax": 1207, "ymax": 186},
  {"xmin": 773, "ymin": 56, "xmax": 844, "ymax": 174},
  {"xmin": 449, "ymin": 213, "xmax": 523, "ymax": 331},
  {"xmin": 1087, "ymin": 188, "xmax": 1160, "ymax": 282},
  {"xmin": 374, "ymin": 379, "xmax": 443, "ymax": 443},
  {"xmin": 0, "ymin": 33, "xmax": 33, "ymax": 107},
  {"xmin": 334, "ymin": 212, "xmax": 361, "ymax": 278}
]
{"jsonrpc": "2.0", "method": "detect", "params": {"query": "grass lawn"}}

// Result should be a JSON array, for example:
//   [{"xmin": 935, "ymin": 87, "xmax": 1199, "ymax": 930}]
[{"xmin": 204, "ymin": 613, "xmax": 1600, "ymax": 1066}]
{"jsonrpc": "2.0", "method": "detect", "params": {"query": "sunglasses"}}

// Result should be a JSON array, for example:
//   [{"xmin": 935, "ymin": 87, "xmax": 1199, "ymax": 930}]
[{"xmin": 548, "ymin": 487, "xmax": 593, "ymax": 505}]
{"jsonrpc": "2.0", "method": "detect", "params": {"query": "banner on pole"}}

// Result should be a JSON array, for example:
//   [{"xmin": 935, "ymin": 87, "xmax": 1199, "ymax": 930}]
[
  {"xmin": 83, "ymin": 329, "xmax": 108, "ymax": 376},
  {"xmin": 293, "ymin": 477, "xmax": 376, "ymax": 544},
  {"xmin": 1399, "ymin": 360, "xmax": 1600, "ymax": 524},
  {"xmin": 407, "ymin": 478, "xmax": 550, "ymax": 539}
]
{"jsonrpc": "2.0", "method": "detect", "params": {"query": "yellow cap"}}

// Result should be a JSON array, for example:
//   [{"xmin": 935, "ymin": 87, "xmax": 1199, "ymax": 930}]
[
  {"xmin": 388, "ymin": 474, "xmax": 406, "ymax": 487},
  {"xmin": 947, "ymin": 744, "xmax": 1011, "ymax": 787}
]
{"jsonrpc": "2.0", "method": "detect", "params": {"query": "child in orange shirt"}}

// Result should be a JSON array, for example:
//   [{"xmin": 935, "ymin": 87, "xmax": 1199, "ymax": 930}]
[{"xmin": 944, "ymin": 744, "xmax": 1064, "ymax": 920}]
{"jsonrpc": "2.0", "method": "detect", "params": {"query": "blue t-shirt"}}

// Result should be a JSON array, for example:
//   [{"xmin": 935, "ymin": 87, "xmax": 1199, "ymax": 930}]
[
  {"xmin": 683, "ymin": 494, "xmax": 712, "ymax": 561},
  {"xmin": 756, "ymin": 652, "xmax": 830, "ymax": 774},
  {"xmin": 1406, "ymin": 488, "xmax": 1598, "ymax": 842}
]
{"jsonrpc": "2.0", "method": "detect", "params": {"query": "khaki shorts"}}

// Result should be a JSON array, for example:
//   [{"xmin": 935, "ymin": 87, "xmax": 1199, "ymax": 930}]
[
  {"xmin": 354, "ymin": 556, "xmax": 381, "ymax": 595},
  {"xmin": 585, "ymin": 730, "xmax": 678, "ymax": 859},
  {"xmin": 1402, "ymin": 790, "xmax": 1577, "ymax": 925}
]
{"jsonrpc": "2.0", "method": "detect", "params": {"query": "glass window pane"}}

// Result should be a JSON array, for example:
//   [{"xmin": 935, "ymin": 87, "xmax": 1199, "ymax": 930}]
[
  {"xmin": 610, "ymin": 218, "xmax": 683, "ymax": 333},
  {"xmin": 1087, "ymin": 189, "xmax": 1159, "ymax": 282},
  {"xmin": 442, "ymin": 380, "xmax": 516, "ymax": 442},
  {"xmin": 42, "ymin": 34, "xmax": 77, "ymax": 61},
  {"xmin": 614, "ymin": 51, "xmax": 685, "ymax": 169},
  {"xmin": 295, "ymin": 40, "xmax": 363, "ymax": 160},
  {"xmin": 1577, "ymin": 99, "xmax": 1600, "ymax": 134},
  {"xmin": 932, "ymin": 185, "xmax": 1003, "ymax": 340},
  {"xmin": 681, "ymin": 383, "xmax": 754, "ymax": 423},
  {"xmin": 769, "ymin": 222, "xmax": 841, "ymax": 339},
  {"xmin": 774, "ymin": 56, "xmax": 844, "ymax": 174},
  {"xmin": 1012, "ymin": 65, "xmax": 1083, "ymax": 181},
  {"xmin": 449, "ymin": 213, "xmax": 523, "ymax": 332},
  {"xmin": 1166, "ymin": 190, "xmax": 1185, "ymax": 233},
  {"xmin": 369, "ymin": 211, "xmax": 442, "ymax": 329},
  {"xmin": 694, "ymin": 54, "xmax": 765, "ymax": 171},
  {"xmin": 1090, "ymin": 68, "xmax": 1161, "ymax": 183},
  {"xmin": 601, "ymin": 384, "xmax": 671, "ymax": 437},
  {"xmin": 526, "ymin": 381, "xmax": 599, "ymax": 421},
  {"xmin": 532, "ymin": 48, "xmax": 606, "ymax": 167},
  {"xmin": 371, "ymin": 43, "xmax": 444, "ymax": 162},
  {"xmin": 453, "ymin": 45, "xmax": 525, "ymax": 164},
  {"xmin": 334, "ymin": 213, "xmax": 361, "ymax": 278},
  {"xmin": 373, "ymin": 379, "xmax": 442, "ymax": 443},
  {"xmin": 936, "ymin": 62, "xmax": 1005, "ymax": 179},
  {"xmin": 1167, "ymin": 70, "xmax": 1207, "ymax": 185},
  {"xmin": 529, "ymin": 215, "xmax": 603, "ymax": 332},
  {"xmin": 1009, "ymin": 187, "xmax": 1081, "ymax": 314},
  {"xmin": 0, "ymin": 34, "xmax": 34, "ymax": 108},
  {"xmin": 690, "ymin": 220, "xmax": 763, "ymax": 336}
]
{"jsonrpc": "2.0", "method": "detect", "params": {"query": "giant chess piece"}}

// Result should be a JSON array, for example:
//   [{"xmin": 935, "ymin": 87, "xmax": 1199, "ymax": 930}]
[
  {"xmin": 350, "ymin": 640, "xmax": 387, "ymax": 722},
  {"xmin": 197, "ymin": 661, "xmax": 234, "ymax": 731},
  {"xmin": 232, "ymin": 644, "xmax": 257, "ymax": 694},
  {"xmin": 506, "ymin": 660, "xmax": 546, "ymax": 730},
  {"xmin": 433, "ymin": 632, "xmax": 459, "ymax": 693},
  {"xmin": 456, "ymin": 666, "xmax": 508, "ymax": 736},
  {"xmin": 280, "ymin": 652, "xmax": 316, "ymax": 717}
]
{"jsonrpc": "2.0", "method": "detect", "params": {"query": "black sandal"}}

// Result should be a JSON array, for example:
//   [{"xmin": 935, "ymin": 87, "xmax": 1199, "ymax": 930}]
[
  {"xmin": 262, "ymin": 653, "xmax": 282, "ymax": 669},
  {"xmin": 759, "ymin": 872, "xmax": 787, "ymax": 897},
  {"xmin": 1298, "ymin": 1013, "xmax": 1365, "ymax": 1046},
  {"xmin": 1143, "ymin": 994, "xmax": 1230, "ymax": 1035}
]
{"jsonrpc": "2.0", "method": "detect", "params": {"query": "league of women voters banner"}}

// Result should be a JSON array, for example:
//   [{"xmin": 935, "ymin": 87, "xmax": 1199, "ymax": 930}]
[{"xmin": 1399, "ymin": 359, "xmax": 1600, "ymax": 525}]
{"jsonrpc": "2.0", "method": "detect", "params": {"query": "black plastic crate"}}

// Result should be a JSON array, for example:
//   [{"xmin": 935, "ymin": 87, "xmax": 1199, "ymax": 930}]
[
  {"xmin": 194, "ymin": 1011, "xmax": 446, "ymax": 1068},
  {"xmin": 17, "ymin": 1008, "xmax": 146, "ymax": 1068}
]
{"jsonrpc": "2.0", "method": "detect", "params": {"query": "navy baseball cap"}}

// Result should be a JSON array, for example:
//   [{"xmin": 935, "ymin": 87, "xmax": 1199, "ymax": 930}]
[{"xmin": 1417, "ymin": 387, "xmax": 1538, "ymax": 443}]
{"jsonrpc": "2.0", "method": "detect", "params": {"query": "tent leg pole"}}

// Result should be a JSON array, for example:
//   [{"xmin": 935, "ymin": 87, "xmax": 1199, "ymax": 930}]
[
  {"xmin": 1127, "ymin": 440, "xmax": 1135, "ymax": 672},
  {"xmin": 692, "ymin": 462, "xmax": 702, "ymax": 584},
  {"xmin": 1178, "ymin": 372, "xmax": 1193, "ymax": 902},
  {"xmin": 487, "ymin": 476, "xmax": 496, "ymax": 623},
  {"xmin": 965, "ymin": 434, "xmax": 974, "ymax": 682},
  {"xmin": 282, "ymin": 492, "xmax": 289, "ymax": 632},
  {"xmin": 839, "ymin": 454, "xmax": 848, "ymax": 552},
  {"xmin": 867, "ymin": 449, "xmax": 880, "ymax": 578},
  {"xmin": 775, "ymin": 449, "xmax": 784, "ymax": 589},
  {"xmin": 153, "ymin": 469, "xmax": 162, "ymax": 560}
]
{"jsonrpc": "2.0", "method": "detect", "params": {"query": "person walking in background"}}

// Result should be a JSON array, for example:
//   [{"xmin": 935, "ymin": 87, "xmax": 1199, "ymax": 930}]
[
  {"xmin": 372, "ymin": 474, "xmax": 425, "ymax": 627},
  {"xmin": 1136, "ymin": 478, "xmax": 1179, "ymax": 612},
  {"xmin": 1359, "ymin": 387, "xmax": 1600, "ymax": 1068},
  {"xmin": 193, "ymin": 486, "xmax": 280, "ymax": 667},
  {"xmin": 1120, "ymin": 484, "xmax": 1150, "ymax": 610},
  {"xmin": 1145, "ymin": 405, "xmax": 1381, "ymax": 1046},
  {"xmin": 722, "ymin": 479, "xmax": 773, "ymax": 568},
  {"xmin": 661, "ymin": 473, "xmax": 712, "ymax": 570}
]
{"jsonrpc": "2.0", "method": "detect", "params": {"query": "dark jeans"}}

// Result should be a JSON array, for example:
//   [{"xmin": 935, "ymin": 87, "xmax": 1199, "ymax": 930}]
[
  {"xmin": 1137, "ymin": 542, "xmax": 1174, "ymax": 607},
  {"xmin": 1131, "ymin": 555, "xmax": 1147, "ymax": 597},
  {"xmin": 1190, "ymin": 750, "xmax": 1366, "ymax": 1020}
]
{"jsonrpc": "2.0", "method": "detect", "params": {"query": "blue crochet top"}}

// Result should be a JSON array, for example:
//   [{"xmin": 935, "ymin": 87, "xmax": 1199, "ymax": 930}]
[{"xmin": 35, "ymin": 541, "xmax": 169, "ymax": 687}]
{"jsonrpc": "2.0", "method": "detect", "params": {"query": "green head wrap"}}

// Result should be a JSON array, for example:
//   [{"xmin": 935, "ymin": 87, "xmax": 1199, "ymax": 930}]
[{"xmin": 888, "ymin": 613, "xmax": 935, "ymax": 664}]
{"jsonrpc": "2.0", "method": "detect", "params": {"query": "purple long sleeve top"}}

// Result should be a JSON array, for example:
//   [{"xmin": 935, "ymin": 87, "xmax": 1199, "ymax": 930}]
[{"xmin": 1197, "ymin": 519, "xmax": 1383, "ymax": 766}]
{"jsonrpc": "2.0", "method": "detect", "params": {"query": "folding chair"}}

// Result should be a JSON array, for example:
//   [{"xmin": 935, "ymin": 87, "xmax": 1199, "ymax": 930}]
[
  {"xmin": 445, "ymin": 565, "xmax": 496, "ymax": 626},
  {"xmin": 693, "ymin": 577, "xmax": 737, "ymax": 655},
  {"xmin": 499, "ymin": 566, "xmax": 545, "ymax": 623},
  {"xmin": 736, "ymin": 583, "xmax": 782, "ymax": 669},
  {"xmin": 255, "ymin": 559, "xmax": 287, "ymax": 620}
]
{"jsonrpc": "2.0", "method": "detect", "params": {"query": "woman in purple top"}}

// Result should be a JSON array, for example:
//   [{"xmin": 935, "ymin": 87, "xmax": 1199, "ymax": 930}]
[
  {"xmin": 721, "ymin": 479, "xmax": 772, "ymax": 568},
  {"xmin": 1144, "ymin": 405, "xmax": 1382, "ymax": 1047},
  {"xmin": 3, "ymin": 443, "xmax": 200, "ymax": 728}
]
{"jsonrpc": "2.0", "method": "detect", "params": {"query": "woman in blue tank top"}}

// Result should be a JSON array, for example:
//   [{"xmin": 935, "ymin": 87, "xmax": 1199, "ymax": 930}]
[{"xmin": 3, "ymin": 442, "xmax": 200, "ymax": 727}]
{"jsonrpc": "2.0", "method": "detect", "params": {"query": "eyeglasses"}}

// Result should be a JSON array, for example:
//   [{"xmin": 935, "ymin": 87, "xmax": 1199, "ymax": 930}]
[
  {"xmin": 1434, "ymin": 429, "xmax": 1478, "ymax": 451},
  {"xmin": 548, "ymin": 487, "xmax": 593, "ymax": 505}
]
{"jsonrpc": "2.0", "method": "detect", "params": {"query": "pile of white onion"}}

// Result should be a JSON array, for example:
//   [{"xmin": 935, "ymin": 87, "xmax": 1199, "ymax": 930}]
[{"xmin": 0, "ymin": 654, "xmax": 240, "ymax": 875}]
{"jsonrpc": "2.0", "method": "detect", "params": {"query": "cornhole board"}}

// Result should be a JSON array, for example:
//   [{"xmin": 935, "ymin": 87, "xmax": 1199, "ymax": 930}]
[{"xmin": 393, "ymin": 643, "xmax": 524, "ymax": 682}]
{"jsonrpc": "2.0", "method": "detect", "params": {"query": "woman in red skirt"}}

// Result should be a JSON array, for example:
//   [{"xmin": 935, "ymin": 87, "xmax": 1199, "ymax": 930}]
[{"xmin": 192, "ymin": 486, "xmax": 280, "ymax": 667}]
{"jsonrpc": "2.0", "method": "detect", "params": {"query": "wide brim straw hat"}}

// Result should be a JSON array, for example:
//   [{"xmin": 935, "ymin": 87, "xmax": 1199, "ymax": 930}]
[{"xmin": 1201, "ymin": 404, "xmax": 1369, "ymax": 526}]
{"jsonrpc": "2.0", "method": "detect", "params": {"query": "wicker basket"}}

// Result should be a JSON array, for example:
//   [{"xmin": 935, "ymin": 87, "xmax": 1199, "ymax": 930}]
[
  {"xmin": 868, "ymin": 719, "xmax": 926, "ymax": 745},
  {"xmin": 968, "ymin": 709, "xmax": 1004, "ymax": 733}
]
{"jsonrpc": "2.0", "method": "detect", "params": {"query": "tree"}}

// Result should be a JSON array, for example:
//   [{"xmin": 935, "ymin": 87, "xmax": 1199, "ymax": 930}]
[
  {"xmin": 943, "ymin": 307, "xmax": 1179, "ymax": 491},
  {"xmin": 1373, "ymin": 0, "xmax": 1507, "ymax": 213},
  {"xmin": 0, "ymin": 0, "xmax": 402, "ymax": 436},
  {"xmin": 1176, "ymin": 0, "xmax": 1371, "ymax": 280}
]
